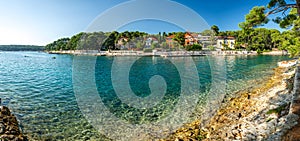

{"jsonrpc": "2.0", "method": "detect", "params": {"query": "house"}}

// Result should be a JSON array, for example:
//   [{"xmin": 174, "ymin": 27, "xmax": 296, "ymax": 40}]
[
  {"xmin": 165, "ymin": 32, "xmax": 203, "ymax": 48},
  {"xmin": 197, "ymin": 35, "xmax": 213, "ymax": 48},
  {"xmin": 184, "ymin": 32, "xmax": 198, "ymax": 46},
  {"xmin": 216, "ymin": 36, "xmax": 235, "ymax": 50},
  {"xmin": 116, "ymin": 37, "xmax": 129, "ymax": 49},
  {"xmin": 166, "ymin": 34, "xmax": 176, "ymax": 48},
  {"xmin": 145, "ymin": 37, "xmax": 159, "ymax": 48},
  {"xmin": 198, "ymin": 35, "xmax": 210, "ymax": 43}
]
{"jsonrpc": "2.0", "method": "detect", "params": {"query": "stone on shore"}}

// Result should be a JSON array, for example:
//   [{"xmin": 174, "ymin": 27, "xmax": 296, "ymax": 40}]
[
  {"xmin": 0, "ymin": 106, "xmax": 27, "ymax": 141},
  {"xmin": 278, "ymin": 60, "xmax": 298, "ymax": 68}
]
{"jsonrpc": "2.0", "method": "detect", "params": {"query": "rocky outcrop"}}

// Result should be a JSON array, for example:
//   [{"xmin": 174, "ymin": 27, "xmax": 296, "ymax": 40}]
[
  {"xmin": 0, "ymin": 106, "xmax": 27, "ymax": 141},
  {"xmin": 202, "ymin": 62, "xmax": 299, "ymax": 141},
  {"xmin": 282, "ymin": 63, "xmax": 300, "ymax": 140}
]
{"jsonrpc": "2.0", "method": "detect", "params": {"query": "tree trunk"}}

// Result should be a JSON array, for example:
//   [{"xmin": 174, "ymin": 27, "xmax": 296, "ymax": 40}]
[{"xmin": 297, "ymin": 0, "xmax": 300, "ymax": 16}]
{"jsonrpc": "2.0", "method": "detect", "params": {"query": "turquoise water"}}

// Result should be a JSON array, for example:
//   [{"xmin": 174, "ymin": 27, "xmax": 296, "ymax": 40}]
[{"xmin": 0, "ymin": 52, "xmax": 290, "ymax": 140}]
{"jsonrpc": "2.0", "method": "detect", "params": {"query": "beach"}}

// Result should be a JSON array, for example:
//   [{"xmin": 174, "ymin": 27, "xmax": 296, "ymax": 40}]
[{"xmin": 163, "ymin": 60, "xmax": 300, "ymax": 141}]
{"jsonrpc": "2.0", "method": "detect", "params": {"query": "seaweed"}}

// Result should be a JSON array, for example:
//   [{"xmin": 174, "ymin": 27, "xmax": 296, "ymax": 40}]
[{"xmin": 266, "ymin": 104, "xmax": 288, "ymax": 115}]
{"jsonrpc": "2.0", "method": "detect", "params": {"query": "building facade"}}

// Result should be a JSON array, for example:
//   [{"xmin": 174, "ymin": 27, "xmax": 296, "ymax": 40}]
[{"xmin": 216, "ymin": 36, "xmax": 235, "ymax": 50}]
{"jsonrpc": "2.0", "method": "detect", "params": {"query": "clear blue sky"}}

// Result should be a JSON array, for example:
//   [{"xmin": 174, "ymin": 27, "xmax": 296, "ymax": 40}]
[{"xmin": 0, "ymin": 0, "xmax": 283, "ymax": 45}]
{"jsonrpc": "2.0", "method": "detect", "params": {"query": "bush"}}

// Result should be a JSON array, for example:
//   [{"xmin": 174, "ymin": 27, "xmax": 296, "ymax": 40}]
[
  {"xmin": 186, "ymin": 44, "xmax": 202, "ymax": 51},
  {"xmin": 143, "ymin": 48, "xmax": 153, "ymax": 52},
  {"xmin": 256, "ymin": 48, "xmax": 262, "ymax": 54},
  {"xmin": 208, "ymin": 45, "xmax": 215, "ymax": 51}
]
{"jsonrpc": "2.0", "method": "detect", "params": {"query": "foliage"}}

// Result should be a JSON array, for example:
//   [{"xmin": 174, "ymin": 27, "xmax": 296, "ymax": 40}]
[
  {"xmin": 185, "ymin": 44, "xmax": 202, "ymax": 51},
  {"xmin": 266, "ymin": 104, "xmax": 287, "ymax": 115},
  {"xmin": 218, "ymin": 28, "xmax": 284, "ymax": 51},
  {"xmin": 102, "ymin": 31, "xmax": 119, "ymax": 50},
  {"xmin": 240, "ymin": 0, "xmax": 300, "ymax": 56},
  {"xmin": 256, "ymin": 48, "xmax": 263, "ymax": 54},
  {"xmin": 201, "ymin": 30, "xmax": 213, "ymax": 36},
  {"xmin": 211, "ymin": 25, "xmax": 220, "ymax": 35},
  {"xmin": 222, "ymin": 44, "xmax": 231, "ymax": 51},
  {"xmin": 66, "ymin": 32, "xmax": 84, "ymax": 50},
  {"xmin": 151, "ymin": 42, "xmax": 159, "ymax": 49},
  {"xmin": 143, "ymin": 48, "xmax": 153, "ymax": 52},
  {"xmin": 267, "ymin": 0, "xmax": 300, "ymax": 16},
  {"xmin": 46, "ymin": 31, "xmax": 148, "ymax": 51},
  {"xmin": 208, "ymin": 45, "xmax": 215, "ymax": 51},
  {"xmin": 45, "ymin": 38, "xmax": 70, "ymax": 51},
  {"xmin": 173, "ymin": 32, "xmax": 186, "ymax": 46},
  {"xmin": 136, "ymin": 40, "xmax": 143, "ymax": 49},
  {"xmin": 239, "ymin": 6, "xmax": 269, "ymax": 29},
  {"xmin": 161, "ymin": 42, "xmax": 168, "ymax": 49},
  {"xmin": 218, "ymin": 30, "xmax": 239, "ymax": 37},
  {"xmin": 196, "ymin": 134, "xmax": 206, "ymax": 140}
]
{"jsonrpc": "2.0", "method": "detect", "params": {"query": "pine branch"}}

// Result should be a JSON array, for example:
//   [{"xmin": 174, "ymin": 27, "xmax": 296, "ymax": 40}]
[{"xmin": 266, "ymin": 4, "xmax": 297, "ymax": 16}]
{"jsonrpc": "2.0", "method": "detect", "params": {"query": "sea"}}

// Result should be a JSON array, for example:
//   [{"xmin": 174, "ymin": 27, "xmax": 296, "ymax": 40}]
[{"xmin": 0, "ymin": 51, "xmax": 290, "ymax": 140}]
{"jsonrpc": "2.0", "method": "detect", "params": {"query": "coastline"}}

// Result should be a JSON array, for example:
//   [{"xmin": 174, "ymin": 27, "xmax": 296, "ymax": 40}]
[
  {"xmin": 47, "ymin": 50, "xmax": 261, "ymax": 57},
  {"xmin": 162, "ymin": 60, "xmax": 299, "ymax": 141},
  {"xmin": 47, "ymin": 50, "xmax": 289, "ymax": 57}
]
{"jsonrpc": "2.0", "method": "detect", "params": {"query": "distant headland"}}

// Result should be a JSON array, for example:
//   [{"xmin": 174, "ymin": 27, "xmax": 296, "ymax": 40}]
[{"xmin": 0, "ymin": 45, "xmax": 44, "ymax": 51}]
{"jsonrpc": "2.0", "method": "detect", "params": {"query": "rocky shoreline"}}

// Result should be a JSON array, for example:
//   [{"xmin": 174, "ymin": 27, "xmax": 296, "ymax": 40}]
[
  {"xmin": 0, "ymin": 104, "xmax": 27, "ymax": 141},
  {"xmin": 162, "ymin": 60, "xmax": 300, "ymax": 141}
]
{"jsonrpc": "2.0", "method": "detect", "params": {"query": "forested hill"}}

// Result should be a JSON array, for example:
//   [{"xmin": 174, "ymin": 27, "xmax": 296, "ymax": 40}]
[{"xmin": 0, "ymin": 45, "xmax": 45, "ymax": 51}]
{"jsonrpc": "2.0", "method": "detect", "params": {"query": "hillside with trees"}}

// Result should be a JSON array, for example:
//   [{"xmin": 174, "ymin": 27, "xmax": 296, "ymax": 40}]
[
  {"xmin": 45, "ymin": 31, "xmax": 206, "ymax": 52},
  {"xmin": 46, "ymin": 0, "xmax": 299, "ymax": 56},
  {"xmin": 45, "ymin": 31, "xmax": 148, "ymax": 51}
]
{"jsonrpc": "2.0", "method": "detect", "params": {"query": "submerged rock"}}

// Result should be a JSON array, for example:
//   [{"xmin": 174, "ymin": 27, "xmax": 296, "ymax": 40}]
[{"xmin": 0, "ymin": 106, "xmax": 27, "ymax": 141}]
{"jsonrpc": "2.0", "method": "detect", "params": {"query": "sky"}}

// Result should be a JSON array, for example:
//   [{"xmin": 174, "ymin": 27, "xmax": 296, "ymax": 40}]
[{"xmin": 0, "ymin": 0, "xmax": 284, "ymax": 45}]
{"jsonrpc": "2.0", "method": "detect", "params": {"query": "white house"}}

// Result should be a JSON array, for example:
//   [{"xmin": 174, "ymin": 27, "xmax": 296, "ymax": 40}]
[
  {"xmin": 145, "ymin": 37, "xmax": 159, "ymax": 48},
  {"xmin": 216, "ymin": 36, "xmax": 235, "ymax": 50}
]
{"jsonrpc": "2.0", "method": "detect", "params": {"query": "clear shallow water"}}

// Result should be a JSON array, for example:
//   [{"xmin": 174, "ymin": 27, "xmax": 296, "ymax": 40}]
[{"xmin": 0, "ymin": 52, "xmax": 290, "ymax": 140}]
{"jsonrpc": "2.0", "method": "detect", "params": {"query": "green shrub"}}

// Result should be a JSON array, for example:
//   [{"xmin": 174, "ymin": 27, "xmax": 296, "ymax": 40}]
[
  {"xmin": 266, "ymin": 104, "xmax": 287, "ymax": 115},
  {"xmin": 143, "ymin": 48, "xmax": 153, "ymax": 52},
  {"xmin": 208, "ymin": 45, "xmax": 215, "ymax": 51},
  {"xmin": 186, "ymin": 44, "xmax": 202, "ymax": 51},
  {"xmin": 257, "ymin": 48, "xmax": 263, "ymax": 54}
]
